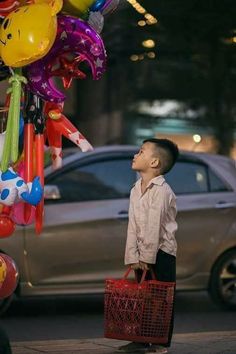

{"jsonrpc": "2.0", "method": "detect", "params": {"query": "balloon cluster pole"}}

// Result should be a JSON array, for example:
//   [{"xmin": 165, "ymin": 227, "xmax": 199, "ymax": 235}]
[
  {"xmin": 35, "ymin": 134, "xmax": 44, "ymax": 234},
  {"xmin": 23, "ymin": 91, "xmax": 35, "ymax": 224},
  {"xmin": 24, "ymin": 124, "xmax": 34, "ymax": 223},
  {"xmin": 34, "ymin": 97, "xmax": 45, "ymax": 235},
  {"xmin": 24, "ymin": 124, "xmax": 34, "ymax": 180}
]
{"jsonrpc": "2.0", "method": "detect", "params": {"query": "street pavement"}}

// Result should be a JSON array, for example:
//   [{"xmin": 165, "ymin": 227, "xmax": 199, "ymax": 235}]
[{"xmin": 11, "ymin": 330, "xmax": 236, "ymax": 354}]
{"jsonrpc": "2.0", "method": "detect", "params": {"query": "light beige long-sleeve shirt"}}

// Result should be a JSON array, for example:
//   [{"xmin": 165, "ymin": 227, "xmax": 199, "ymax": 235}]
[{"xmin": 124, "ymin": 175, "xmax": 177, "ymax": 265}]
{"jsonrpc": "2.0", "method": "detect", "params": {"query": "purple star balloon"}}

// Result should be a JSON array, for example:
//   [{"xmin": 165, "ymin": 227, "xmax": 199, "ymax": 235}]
[{"xmin": 26, "ymin": 15, "xmax": 107, "ymax": 103}]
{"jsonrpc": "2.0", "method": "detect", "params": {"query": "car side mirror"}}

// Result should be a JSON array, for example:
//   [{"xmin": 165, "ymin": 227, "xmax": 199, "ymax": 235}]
[{"xmin": 44, "ymin": 185, "xmax": 61, "ymax": 200}]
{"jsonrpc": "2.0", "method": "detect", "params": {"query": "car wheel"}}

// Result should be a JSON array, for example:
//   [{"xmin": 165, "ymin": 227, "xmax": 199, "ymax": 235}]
[{"xmin": 209, "ymin": 249, "xmax": 236, "ymax": 310}]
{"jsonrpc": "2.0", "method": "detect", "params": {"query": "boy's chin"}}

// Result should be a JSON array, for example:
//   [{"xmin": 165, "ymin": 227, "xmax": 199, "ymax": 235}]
[{"xmin": 132, "ymin": 164, "xmax": 139, "ymax": 171}]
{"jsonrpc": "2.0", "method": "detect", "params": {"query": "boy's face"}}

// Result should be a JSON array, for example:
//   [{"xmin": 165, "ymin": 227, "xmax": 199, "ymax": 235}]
[{"xmin": 132, "ymin": 142, "xmax": 159, "ymax": 172}]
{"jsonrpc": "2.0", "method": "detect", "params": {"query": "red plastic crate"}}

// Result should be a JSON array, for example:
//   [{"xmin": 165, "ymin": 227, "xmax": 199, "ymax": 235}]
[{"xmin": 104, "ymin": 270, "xmax": 175, "ymax": 344}]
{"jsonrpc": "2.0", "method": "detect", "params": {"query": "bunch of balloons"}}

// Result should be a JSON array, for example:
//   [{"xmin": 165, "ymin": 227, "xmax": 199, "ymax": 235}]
[{"xmin": 0, "ymin": 0, "xmax": 119, "ymax": 236}]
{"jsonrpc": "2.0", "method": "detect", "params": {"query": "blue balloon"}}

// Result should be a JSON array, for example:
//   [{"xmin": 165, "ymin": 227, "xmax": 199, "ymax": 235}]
[
  {"xmin": 18, "ymin": 113, "xmax": 24, "ymax": 157},
  {"xmin": 19, "ymin": 113, "xmax": 24, "ymax": 136},
  {"xmin": 21, "ymin": 176, "xmax": 43, "ymax": 206},
  {"xmin": 90, "ymin": 0, "xmax": 106, "ymax": 11}
]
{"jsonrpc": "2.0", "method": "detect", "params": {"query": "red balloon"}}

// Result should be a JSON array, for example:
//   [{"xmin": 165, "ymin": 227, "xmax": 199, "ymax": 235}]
[
  {"xmin": 0, "ymin": 1, "xmax": 19, "ymax": 17},
  {"xmin": 51, "ymin": 55, "xmax": 86, "ymax": 89},
  {"xmin": 44, "ymin": 102, "xmax": 93, "ymax": 170},
  {"xmin": 0, "ymin": 253, "xmax": 18, "ymax": 299},
  {"xmin": 0, "ymin": 214, "xmax": 15, "ymax": 238},
  {"xmin": 0, "ymin": 1, "xmax": 33, "ymax": 17}
]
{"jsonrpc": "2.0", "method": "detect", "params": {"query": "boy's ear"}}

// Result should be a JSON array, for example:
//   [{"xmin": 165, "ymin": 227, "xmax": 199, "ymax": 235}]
[{"xmin": 150, "ymin": 157, "xmax": 160, "ymax": 168}]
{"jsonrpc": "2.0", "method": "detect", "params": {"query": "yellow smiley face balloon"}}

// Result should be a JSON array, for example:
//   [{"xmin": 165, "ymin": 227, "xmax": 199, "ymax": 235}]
[
  {"xmin": 0, "ymin": 0, "xmax": 63, "ymax": 67},
  {"xmin": 62, "ymin": 0, "xmax": 95, "ymax": 17}
]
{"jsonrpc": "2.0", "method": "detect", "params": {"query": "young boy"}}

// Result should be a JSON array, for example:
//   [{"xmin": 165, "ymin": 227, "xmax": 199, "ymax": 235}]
[{"xmin": 118, "ymin": 138, "xmax": 179, "ymax": 354}]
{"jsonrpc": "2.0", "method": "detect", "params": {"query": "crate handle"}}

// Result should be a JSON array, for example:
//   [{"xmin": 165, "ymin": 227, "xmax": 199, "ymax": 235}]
[{"xmin": 123, "ymin": 267, "xmax": 156, "ymax": 284}]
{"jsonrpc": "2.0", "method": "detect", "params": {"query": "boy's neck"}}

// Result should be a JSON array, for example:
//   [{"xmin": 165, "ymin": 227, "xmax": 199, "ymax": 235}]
[{"xmin": 140, "ymin": 171, "xmax": 161, "ymax": 188}]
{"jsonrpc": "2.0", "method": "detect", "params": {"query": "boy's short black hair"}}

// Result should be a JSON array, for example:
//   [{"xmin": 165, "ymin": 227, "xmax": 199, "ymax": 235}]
[{"xmin": 143, "ymin": 138, "xmax": 179, "ymax": 174}]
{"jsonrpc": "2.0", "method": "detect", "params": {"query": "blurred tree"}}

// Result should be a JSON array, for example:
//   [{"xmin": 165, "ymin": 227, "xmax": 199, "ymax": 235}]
[
  {"xmin": 75, "ymin": 0, "xmax": 236, "ymax": 154},
  {"xmin": 152, "ymin": 0, "xmax": 236, "ymax": 155}
]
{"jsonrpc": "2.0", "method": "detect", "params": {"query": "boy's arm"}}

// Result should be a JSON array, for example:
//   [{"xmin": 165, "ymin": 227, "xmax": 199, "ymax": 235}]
[
  {"xmin": 139, "ymin": 187, "xmax": 169, "ymax": 264},
  {"xmin": 124, "ymin": 194, "xmax": 139, "ymax": 265}
]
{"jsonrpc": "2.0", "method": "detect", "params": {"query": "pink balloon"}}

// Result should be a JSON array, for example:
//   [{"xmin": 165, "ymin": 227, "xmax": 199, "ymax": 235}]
[{"xmin": 11, "ymin": 202, "xmax": 35, "ymax": 225}]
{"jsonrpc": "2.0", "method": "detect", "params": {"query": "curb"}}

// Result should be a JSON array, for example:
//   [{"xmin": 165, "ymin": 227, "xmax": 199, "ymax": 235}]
[{"xmin": 11, "ymin": 331, "xmax": 236, "ymax": 354}]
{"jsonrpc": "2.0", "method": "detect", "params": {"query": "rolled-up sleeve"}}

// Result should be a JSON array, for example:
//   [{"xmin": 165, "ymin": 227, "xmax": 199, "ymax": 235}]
[
  {"xmin": 139, "ymin": 187, "xmax": 169, "ymax": 264},
  {"xmin": 124, "ymin": 193, "xmax": 139, "ymax": 265}
]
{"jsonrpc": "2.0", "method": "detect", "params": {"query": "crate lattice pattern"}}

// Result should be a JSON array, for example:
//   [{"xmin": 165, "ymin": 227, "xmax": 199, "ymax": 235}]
[{"xmin": 104, "ymin": 279, "xmax": 174, "ymax": 344}]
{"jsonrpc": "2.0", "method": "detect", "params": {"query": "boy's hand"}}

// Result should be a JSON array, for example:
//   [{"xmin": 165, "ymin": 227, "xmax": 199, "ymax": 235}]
[
  {"xmin": 139, "ymin": 261, "xmax": 149, "ymax": 270},
  {"xmin": 130, "ymin": 263, "xmax": 140, "ymax": 270}
]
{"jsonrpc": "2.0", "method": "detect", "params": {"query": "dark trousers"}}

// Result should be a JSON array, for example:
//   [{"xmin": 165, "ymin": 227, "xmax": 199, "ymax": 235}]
[
  {"xmin": 0, "ymin": 327, "xmax": 12, "ymax": 354},
  {"xmin": 136, "ymin": 249, "xmax": 176, "ymax": 347}
]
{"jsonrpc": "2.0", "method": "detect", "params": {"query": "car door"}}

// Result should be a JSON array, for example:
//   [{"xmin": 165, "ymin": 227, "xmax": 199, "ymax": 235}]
[
  {"xmin": 24, "ymin": 152, "xmax": 136, "ymax": 290},
  {"xmin": 165, "ymin": 157, "xmax": 236, "ymax": 281}
]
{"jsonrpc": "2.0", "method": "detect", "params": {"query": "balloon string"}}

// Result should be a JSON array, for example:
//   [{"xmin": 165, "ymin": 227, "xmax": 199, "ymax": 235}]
[
  {"xmin": 0, "ymin": 69, "xmax": 27, "ymax": 171},
  {"xmin": 9, "ymin": 70, "xmax": 27, "ymax": 163},
  {"xmin": 0, "ymin": 99, "xmax": 12, "ymax": 170}
]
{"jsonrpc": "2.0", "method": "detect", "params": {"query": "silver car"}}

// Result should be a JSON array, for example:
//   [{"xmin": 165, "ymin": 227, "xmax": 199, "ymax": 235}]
[{"xmin": 0, "ymin": 145, "xmax": 236, "ymax": 313}]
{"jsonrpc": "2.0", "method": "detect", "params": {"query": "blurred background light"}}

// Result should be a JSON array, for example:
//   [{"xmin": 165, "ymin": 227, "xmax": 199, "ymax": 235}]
[
  {"xmin": 142, "ymin": 39, "xmax": 155, "ymax": 48},
  {"xmin": 193, "ymin": 134, "xmax": 202, "ymax": 143}
]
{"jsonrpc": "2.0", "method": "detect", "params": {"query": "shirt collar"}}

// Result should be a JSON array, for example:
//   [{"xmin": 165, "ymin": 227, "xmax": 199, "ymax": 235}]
[
  {"xmin": 149, "ymin": 175, "xmax": 165, "ymax": 187},
  {"xmin": 136, "ymin": 175, "xmax": 165, "ymax": 193}
]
